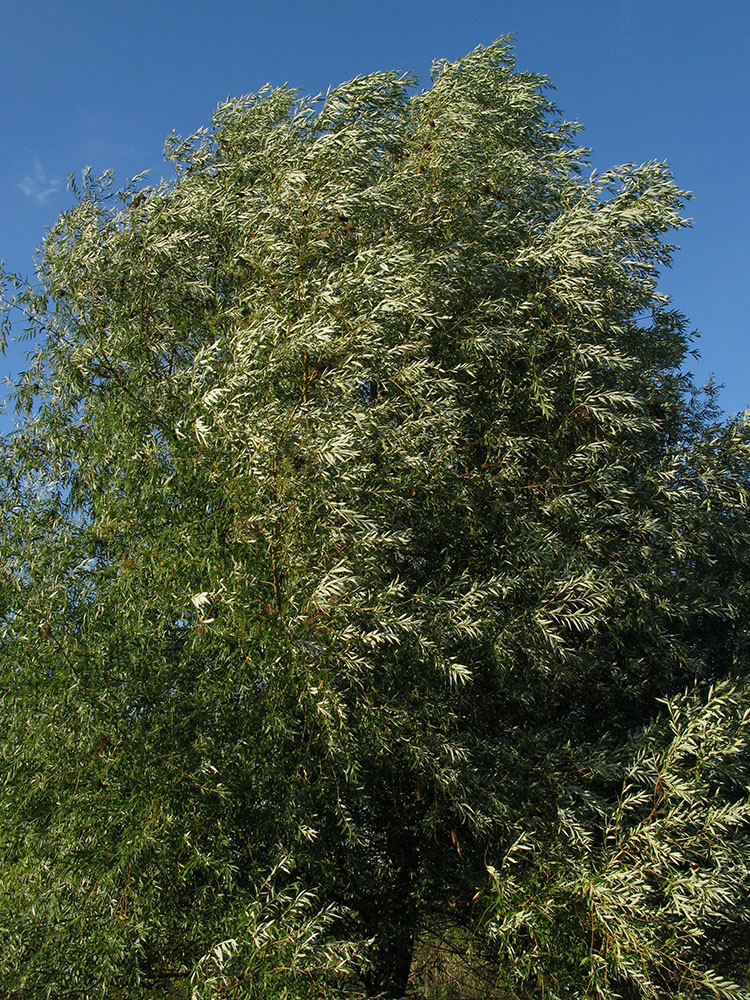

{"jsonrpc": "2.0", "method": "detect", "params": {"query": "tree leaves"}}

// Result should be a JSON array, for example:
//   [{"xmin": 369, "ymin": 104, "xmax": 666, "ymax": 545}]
[{"xmin": 1, "ymin": 36, "xmax": 749, "ymax": 999}]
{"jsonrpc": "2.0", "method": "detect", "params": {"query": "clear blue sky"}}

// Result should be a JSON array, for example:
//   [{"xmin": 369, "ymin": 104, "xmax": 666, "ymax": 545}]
[{"xmin": 2, "ymin": 0, "xmax": 748, "ymax": 433}]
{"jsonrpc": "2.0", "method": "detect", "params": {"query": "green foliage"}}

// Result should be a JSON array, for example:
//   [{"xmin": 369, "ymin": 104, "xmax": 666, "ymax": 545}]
[
  {"xmin": 1, "ymin": 37, "xmax": 749, "ymax": 999},
  {"xmin": 481, "ymin": 679, "xmax": 750, "ymax": 999}
]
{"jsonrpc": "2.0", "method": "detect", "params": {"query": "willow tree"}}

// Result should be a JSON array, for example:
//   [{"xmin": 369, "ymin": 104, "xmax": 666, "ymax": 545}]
[{"xmin": 1, "ymin": 39, "xmax": 749, "ymax": 1000}]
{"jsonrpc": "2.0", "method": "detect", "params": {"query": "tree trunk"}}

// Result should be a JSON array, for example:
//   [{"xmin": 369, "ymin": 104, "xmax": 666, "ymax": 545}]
[
  {"xmin": 360, "ymin": 829, "xmax": 420, "ymax": 998},
  {"xmin": 364, "ymin": 904, "xmax": 416, "ymax": 999}
]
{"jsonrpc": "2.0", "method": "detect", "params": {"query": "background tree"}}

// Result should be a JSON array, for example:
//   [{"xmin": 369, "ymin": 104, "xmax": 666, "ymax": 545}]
[{"xmin": 1, "ymin": 38, "xmax": 749, "ymax": 999}]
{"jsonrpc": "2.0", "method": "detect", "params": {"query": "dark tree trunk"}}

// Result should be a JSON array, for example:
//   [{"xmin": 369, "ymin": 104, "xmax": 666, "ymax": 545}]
[
  {"xmin": 360, "ymin": 828, "xmax": 421, "ymax": 998},
  {"xmin": 363, "ymin": 900, "xmax": 417, "ymax": 998}
]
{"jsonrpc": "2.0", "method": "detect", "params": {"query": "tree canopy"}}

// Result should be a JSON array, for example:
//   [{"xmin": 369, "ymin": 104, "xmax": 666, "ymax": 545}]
[{"xmin": 1, "ymin": 38, "xmax": 749, "ymax": 1000}]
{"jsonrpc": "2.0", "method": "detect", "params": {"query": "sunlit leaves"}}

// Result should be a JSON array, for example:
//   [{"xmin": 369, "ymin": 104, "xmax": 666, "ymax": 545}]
[{"xmin": 1, "ymin": 35, "xmax": 749, "ymax": 999}]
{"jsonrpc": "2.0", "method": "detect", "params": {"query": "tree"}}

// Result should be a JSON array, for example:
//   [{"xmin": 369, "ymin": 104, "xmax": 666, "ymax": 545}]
[{"xmin": 1, "ymin": 37, "xmax": 749, "ymax": 999}]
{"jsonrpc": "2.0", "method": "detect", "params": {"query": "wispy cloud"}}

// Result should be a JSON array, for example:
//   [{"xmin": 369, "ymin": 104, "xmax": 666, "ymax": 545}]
[{"xmin": 19, "ymin": 159, "xmax": 61, "ymax": 203}]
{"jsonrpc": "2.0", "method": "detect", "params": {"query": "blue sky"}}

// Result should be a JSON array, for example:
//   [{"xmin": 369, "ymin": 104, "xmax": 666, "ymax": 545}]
[{"xmin": 2, "ymin": 0, "xmax": 748, "ymax": 433}]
